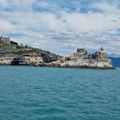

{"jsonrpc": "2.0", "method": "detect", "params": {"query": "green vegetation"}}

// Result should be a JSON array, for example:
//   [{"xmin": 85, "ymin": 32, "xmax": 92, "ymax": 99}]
[{"xmin": 0, "ymin": 40, "xmax": 61, "ymax": 61}]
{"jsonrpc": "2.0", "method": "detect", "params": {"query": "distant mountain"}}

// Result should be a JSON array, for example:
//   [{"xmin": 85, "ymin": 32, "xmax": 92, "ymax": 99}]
[{"xmin": 109, "ymin": 57, "xmax": 120, "ymax": 67}]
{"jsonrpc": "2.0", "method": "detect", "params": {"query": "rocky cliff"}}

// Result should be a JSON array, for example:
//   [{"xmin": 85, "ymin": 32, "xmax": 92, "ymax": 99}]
[
  {"xmin": 0, "ymin": 38, "xmax": 61, "ymax": 65},
  {"xmin": 49, "ymin": 48, "xmax": 113, "ymax": 69},
  {"xmin": 0, "ymin": 38, "xmax": 114, "ymax": 69}
]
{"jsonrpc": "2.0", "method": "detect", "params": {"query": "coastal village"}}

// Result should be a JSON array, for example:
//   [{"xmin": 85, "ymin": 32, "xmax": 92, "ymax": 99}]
[{"xmin": 0, "ymin": 35, "xmax": 113, "ymax": 69}]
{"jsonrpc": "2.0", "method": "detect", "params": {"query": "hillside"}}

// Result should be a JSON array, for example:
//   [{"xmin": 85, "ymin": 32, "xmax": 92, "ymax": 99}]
[{"xmin": 0, "ymin": 38, "xmax": 61, "ymax": 65}]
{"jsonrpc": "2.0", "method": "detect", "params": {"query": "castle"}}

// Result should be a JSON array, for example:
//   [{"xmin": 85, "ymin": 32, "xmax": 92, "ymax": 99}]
[
  {"xmin": 0, "ymin": 35, "xmax": 10, "ymax": 44},
  {"xmin": 74, "ymin": 47, "xmax": 109, "ymax": 62}
]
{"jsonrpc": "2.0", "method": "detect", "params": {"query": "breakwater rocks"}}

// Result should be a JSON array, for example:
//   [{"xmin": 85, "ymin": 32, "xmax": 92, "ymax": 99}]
[{"xmin": 0, "ymin": 37, "xmax": 113, "ymax": 69}]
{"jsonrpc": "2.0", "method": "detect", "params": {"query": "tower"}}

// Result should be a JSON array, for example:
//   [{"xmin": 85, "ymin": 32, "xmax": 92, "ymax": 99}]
[{"xmin": 99, "ymin": 46, "xmax": 105, "ymax": 53}]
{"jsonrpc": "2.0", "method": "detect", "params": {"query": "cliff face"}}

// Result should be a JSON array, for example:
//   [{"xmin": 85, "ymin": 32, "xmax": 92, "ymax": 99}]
[{"xmin": 0, "ymin": 38, "xmax": 113, "ymax": 69}]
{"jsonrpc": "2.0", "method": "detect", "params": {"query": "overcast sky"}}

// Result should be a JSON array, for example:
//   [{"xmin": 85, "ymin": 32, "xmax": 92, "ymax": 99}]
[{"xmin": 0, "ymin": 0, "xmax": 120, "ymax": 56}]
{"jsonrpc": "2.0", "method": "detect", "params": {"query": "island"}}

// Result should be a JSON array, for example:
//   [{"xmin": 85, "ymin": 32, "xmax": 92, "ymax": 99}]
[{"xmin": 0, "ymin": 36, "xmax": 114, "ymax": 69}]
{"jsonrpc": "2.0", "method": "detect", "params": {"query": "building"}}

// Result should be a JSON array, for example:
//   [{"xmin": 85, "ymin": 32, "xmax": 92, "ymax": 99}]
[
  {"xmin": 97, "ymin": 47, "xmax": 108, "ymax": 61},
  {"xmin": 99, "ymin": 46, "xmax": 105, "ymax": 53},
  {"xmin": 0, "ymin": 35, "xmax": 10, "ymax": 44},
  {"xmin": 77, "ymin": 48, "xmax": 86, "ymax": 53},
  {"xmin": 77, "ymin": 48, "xmax": 88, "ymax": 55}
]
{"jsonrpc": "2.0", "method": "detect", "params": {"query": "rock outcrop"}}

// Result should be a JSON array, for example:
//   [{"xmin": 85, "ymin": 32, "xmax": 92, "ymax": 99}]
[
  {"xmin": 0, "ymin": 36, "xmax": 61, "ymax": 65},
  {"xmin": 48, "ymin": 48, "xmax": 113, "ymax": 69},
  {"xmin": 0, "ymin": 36, "xmax": 114, "ymax": 69}
]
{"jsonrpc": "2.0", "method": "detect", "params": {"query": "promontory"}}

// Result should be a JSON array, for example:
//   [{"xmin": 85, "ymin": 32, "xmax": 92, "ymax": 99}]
[{"xmin": 0, "ymin": 36, "xmax": 114, "ymax": 69}]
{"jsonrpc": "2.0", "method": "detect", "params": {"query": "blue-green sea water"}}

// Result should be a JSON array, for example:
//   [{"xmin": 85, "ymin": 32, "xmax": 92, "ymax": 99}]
[{"xmin": 0, "ymin": 66, "xmax": 120, "ymax": 120}]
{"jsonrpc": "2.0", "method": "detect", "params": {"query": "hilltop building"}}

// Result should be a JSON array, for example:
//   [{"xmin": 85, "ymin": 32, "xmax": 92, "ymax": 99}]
[
  {"xmin": 95, "ymin": 47, "xmax": 108, "ymax": 61},
  {"xmin": 99, "ymin": 46, "xmax": 105, "ymax": 53},
  {"xmin": 0, "ymin": 35, "xmax": 10, "ymax": 44},
  {"xmin": 77, "ymin": 48, "xmax": 86, "ymax": 53}
]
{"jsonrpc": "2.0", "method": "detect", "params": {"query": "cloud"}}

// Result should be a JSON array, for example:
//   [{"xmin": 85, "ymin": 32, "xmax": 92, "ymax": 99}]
[
  {"xmin": 0, "ymin": 19, "xmax": 14, "ymax": 32},
  {"xmin": 0, "ymin": 0, "xmax": 35, "ymax": 11},
  {"xmin": 0, "ymin": 0, "xmax": 120, "ymax": 56}
]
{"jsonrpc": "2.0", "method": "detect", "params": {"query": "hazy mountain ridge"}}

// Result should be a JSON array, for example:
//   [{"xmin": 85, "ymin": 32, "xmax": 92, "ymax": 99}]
[{"xmin": 109, "ymin": 57, "xmax": 120, "ymax": 67}]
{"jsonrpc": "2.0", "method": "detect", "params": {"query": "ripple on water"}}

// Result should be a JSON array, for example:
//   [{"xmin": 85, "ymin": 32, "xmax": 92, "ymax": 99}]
[{"xmin": 0, "ymin": 66, "xmax": 120, "ymax": 120}]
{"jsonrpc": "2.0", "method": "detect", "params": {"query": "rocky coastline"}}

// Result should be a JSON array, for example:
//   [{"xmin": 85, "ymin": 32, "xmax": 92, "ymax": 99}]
[{"xmin": 0, "ymin": 36, "xmax": 114, "ymax": 69}]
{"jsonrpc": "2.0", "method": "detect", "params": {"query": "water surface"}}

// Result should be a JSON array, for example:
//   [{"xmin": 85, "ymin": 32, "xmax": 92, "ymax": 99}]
[{"xmin": 0, "ymin": 66, "xmax": 120, "ymax": 120}]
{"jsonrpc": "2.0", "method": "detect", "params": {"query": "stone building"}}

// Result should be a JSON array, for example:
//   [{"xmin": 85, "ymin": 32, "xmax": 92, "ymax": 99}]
[
  {"xmin": 77, "ymin": 48, "xmax": 86, "ymax": 53},
  {"xmin": 93, "ymin": 47, "xmax": 108, "ymax": 61},
  {"xmin": 0, "ymin": 35, "xmax": 10, "ymax": 44}
]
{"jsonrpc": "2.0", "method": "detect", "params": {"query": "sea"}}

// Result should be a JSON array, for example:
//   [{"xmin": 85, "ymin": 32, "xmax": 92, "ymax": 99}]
[{"xmin": 0, "ymin": 66, "xmax": 120, "ymax": 120}]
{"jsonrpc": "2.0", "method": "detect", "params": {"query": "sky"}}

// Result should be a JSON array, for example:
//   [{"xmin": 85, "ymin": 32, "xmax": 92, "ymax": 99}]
[{"xmin": 0, "ymin": 0, "xmax": 120, "ymax": 56}]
